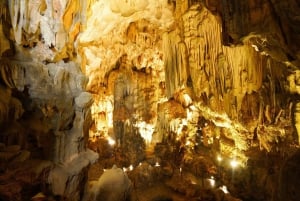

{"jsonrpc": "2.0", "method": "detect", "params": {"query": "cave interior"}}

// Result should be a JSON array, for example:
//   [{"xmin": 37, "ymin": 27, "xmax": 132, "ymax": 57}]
[{"xmin": 1, "ymin": 0, "xmax": 300, "ymax": 201}]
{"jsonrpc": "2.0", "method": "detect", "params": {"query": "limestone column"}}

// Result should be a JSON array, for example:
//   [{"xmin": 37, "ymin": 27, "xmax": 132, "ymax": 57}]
[{"xmin": 294, "ymin": 102, "xmax": 300, "ymax": 145}]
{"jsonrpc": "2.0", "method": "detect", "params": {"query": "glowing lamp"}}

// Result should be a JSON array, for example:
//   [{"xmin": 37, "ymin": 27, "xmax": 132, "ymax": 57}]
[
  {"xmin": 219, "ymin": 185, "xmax": 229, "ymax": 194},
  {"xmin": 107, "ymin": 137, "xmax": 115, "ymax": 146},
  {"xmin": 217, "ymin": 155, "xmax": 222, "ymax": 162},
  {"xmin": 209, "ymin": 176, "xmax": 215, "ymax": 187},
  {"xmin": 230, "ymin": 159, "xmax": 238, "ymax": 168}
]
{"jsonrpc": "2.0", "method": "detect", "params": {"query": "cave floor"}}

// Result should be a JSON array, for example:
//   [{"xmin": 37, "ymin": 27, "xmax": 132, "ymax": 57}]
[
  {"xmin": 87, "ymin": 165, "xmax": 188, "ymax": 201},
  {"xmin": 131, "ymin": 182, "xmax": 188, "ymax": 201}
]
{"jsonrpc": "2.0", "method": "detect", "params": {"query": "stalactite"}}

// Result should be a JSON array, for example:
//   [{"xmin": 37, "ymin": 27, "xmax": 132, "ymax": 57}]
[
  {"xmin": 294, "ymin": 102, "xmax": 300, "ymax": 144},
  {"xmin": 0, "ymin": 60, "xmax": 24, "ymax": 90},
  {"xmin": 195, "ymin": 103, "xmax": 247, "ymax": 138},
  {"xmin": 258, "ymin": 96, "xmax": 264, "ymax": 124},
  {"xmin": 0, "ymin": 2, "xmax": 7, "ymax": 23},
  {"xmin": 179, "ymin": 4, "xmax": 294, "ymax": 158},
  {"xmin": 274, "ymin": 109, "xmax": 283, "ymax": 124},
  {"xmin": 0, "ymin": 86, "xmax": 9, "ymax": 124},
  {"xmin": 183, "ymin": 6, "xmax": 225, "ymax": 108},
  {"xmin": 0, "ymin": 3, "xmax": 10, "ymax": 55},
  {"xmin": 267, "ymin": 58, "xmax": 276, "ymax": 110},
  {"xmin": 160, "ymin": 19, "xmax": 188, "ymax": 97},
  {"xmin": 223, "ymin": 45, "xmax": 264, "ymax": 113}
]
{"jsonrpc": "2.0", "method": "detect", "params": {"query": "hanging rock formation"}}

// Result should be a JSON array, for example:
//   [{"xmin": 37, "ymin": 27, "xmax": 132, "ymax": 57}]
[{"xmin": 0, "ymin": 0, "xmax": 300, "ymax": 201}]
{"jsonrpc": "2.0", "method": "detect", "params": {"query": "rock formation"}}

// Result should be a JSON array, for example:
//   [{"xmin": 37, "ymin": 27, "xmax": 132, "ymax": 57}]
[{"xmin": 0, "ymin": 0, "xmax": 300, "ymax": 201}]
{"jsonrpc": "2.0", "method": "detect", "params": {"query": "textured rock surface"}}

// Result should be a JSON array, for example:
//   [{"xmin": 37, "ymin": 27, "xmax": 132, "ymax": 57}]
[
  {"xmin": 0, "ymin": 0, "xmax": 300, "ymax": 200},
  {"xmin": 278, "ymin": 149, "xmax": 300, "ymax": 201},
  {"xmin": 0, "ymin": 1, "xmax": 97, "ymax": 200},
  {"xmin": 83, "ymin": 165, "xmax": 132, "ymax": 201}
]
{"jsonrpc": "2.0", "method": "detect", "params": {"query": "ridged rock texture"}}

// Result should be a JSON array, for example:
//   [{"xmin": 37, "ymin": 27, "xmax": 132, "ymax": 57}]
[{"xmin": 0, "ymin": 0, "xmax": 300, "ymax": 201}]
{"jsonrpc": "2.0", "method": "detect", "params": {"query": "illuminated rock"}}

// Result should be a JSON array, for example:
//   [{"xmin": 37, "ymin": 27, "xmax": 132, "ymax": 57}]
[
  {"xmin": 0, "ymin": 0, "xmax": 300, "ymax": 200},
  {"xmin": 83, "ymin": 165, "xmax": 132, "ymax": 201}
]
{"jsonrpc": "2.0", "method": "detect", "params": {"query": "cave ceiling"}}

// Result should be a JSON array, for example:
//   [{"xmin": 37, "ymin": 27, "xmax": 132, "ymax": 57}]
[{"xmin": 1, "ymin": 0, "xmax": 300, "ymax": 164}]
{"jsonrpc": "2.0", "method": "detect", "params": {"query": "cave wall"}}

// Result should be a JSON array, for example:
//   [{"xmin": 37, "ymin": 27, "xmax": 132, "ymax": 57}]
[
  {"xmin": 0, "ymin": 1, "xmax": 97, "ymax": 200},
  {"xmin": 82, "ymin": 0, "xmax": 300, "ymax": 160},
  {"xmin": 141, "ymin": 1, "xmax": 297, "ymax": 168},
  {"xmin": 0, "ymin": 0, "xmax": 300, "ymax": 200},
  {"xmin": 0, "ymin": 53, "xmax": 97, "ymax": 201}
]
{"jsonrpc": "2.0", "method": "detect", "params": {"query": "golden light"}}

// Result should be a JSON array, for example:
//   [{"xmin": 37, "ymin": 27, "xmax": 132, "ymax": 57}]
[
  {"xmin": 230, "ymin": 159, "xmax": 239, "ymax": 168},
  {"xmin": 195, "ymin": 102, "xmax": 249, "ymax": 152},
  {"xmin": 90, "ymin": 95, "xmax": 114, "ymax": 138},
  {"xmin": 189, "ymin": 105, "xmax": 197, "ymax": 111},
  {"xmin": 106, "ymin": 97, "xmax": 114, "ymax": 128},
  {"xmin": 135, "ymin": 121, "xmax": 154, "ymax": 144},
  {"xmin": 209, "ymin": 176, "xmax": 215, "ymax": 187},
  {"xmin": 129, "ymin": 165, "xmax": 134, "ymax": 171},
  {"xmin": 219, "ymin": 185, "xmax": 229, "ymax": 194},
  {"xmin": 186, "ymin": 109, "xmax": 193, "ymax": 121},
  {"xmin": 107, "ymin": 137, "xmax": 116, "ymax": 146},
  {"xmin": 191, "ymin": 180, "xmax": 197, "ymax": 185},
  {"xmin": 185, "ymin": 140, "xmax": 191, "ymax": 146},
  {"xmin": 217, "ymin": 155, "xmax": 223, "ymax": 162}
]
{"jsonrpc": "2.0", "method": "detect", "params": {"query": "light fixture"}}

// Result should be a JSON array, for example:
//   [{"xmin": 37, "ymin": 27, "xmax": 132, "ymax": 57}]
[
  {"xmin": 209, "ymin": 176, "xmax": 215, "ymax": 187},
  {"xmin": 219, "ymin": 185, "xmax": 229, "ymax": 194},
  {"xmin": 107, "ymin": 137, "xmax": 115, "ymax": 146},
  {"xmin": 230, "ymin": 159, "xmax": 238, "ymax": 168},
  {"xmin": 217, "ymin": 155, "xmax": 223, "ymax": 162}
]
